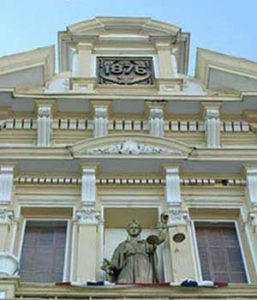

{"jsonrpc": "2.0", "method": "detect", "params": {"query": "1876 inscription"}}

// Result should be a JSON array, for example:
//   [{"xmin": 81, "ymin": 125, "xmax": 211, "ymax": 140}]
[{"xmin": 97, "ymin": 57, "xmax": 155, "ymax": 85}]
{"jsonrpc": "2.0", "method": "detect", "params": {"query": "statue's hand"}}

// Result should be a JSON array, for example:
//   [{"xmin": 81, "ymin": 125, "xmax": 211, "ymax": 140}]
[
  {"xmin": 160, "ymin": 212, "xmax": 169, "ymax": 225},
  {"xmin": 101, "ymin": 258, "xmax": 116, "ymax": 275}
]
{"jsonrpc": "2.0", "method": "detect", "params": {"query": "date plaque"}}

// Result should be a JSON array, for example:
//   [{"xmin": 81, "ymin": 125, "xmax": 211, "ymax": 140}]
[{"xmin": 97, "ymin": 57, "xmax": 155, "ymax": 85}]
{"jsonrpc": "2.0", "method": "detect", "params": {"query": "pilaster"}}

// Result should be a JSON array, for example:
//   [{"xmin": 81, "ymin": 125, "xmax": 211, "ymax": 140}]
[
  {"xmin": 76, "ymin": 43, "xmax": 93, "ymax": 77},
  {"xmin": 0, "ymin": 166, "xmax": 14, "ymax": 204},
  {"xmin": 0, "ymin": 210, "xmax": 13, "ymax": 252},
  {"xmin": 202, "ymin": 103, "xmax": 221, "ymax": 148},
  {"xmin": 155, "ymin": 41, "xmax": 174, "ymax": 78},
  {"xmin": 75, "ymin": 208, "xmax": 100, "ymax": 282},
  {"xmin": 37, "ymin": 104, "xmax": 52, "ymax": 147},
  {"xmin": 244, "ymin": 165, "xmax": 257, "ymax": 209},
  {"xmin": 163, "ymin": 165, "xmax": 197, "ymax": 282}
]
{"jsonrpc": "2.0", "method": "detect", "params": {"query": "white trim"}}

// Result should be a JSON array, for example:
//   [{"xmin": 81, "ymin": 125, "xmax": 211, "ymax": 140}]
[
  {"xmin": 244, "ymin": 224, "xmax": 257, "ymax": 275},
  {"xmin": 234, "ymin": 221, "xmax": 251, "ymax": 283},
  {"xmin": 191, "ymin": 221, "xmax": 202, "ymax": 280},
  {"xmin": 62, "ymin": 219, "xmax": 71, "ymax": 281},
  {"xmin": 18, "ymin": 217, "xmax": 71, "ymax": 282},
  {"xmin": 70, "ymin": 208, "xmax": 77, "ymax": 282},
  {"xmin": 192, "ymin": 219, "xmax": 250, "ymax": 283}
]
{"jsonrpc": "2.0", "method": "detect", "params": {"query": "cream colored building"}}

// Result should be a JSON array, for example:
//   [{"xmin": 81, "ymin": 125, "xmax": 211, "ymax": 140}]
[{"xmin": 0, "ymin": 17, "xmax": 257, "ymax": 299}]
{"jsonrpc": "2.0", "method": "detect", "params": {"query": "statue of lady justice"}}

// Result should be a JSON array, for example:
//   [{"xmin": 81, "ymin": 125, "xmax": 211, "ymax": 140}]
[{"xmin": 101, "ymin": 214, "xmax": 168, "ymax": 284}]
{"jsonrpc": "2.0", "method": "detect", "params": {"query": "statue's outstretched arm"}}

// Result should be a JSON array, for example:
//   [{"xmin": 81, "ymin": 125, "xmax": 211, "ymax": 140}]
[
  {"xmin": 146, "ymin": 213, "xmax": 169, "ymax": 246},
  {"xmin": 158, "ymin": 213, "xmax": 169, "ymax": 244}
]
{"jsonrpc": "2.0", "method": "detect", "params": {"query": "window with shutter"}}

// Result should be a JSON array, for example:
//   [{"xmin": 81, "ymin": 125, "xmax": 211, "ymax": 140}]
[
  {"xmin": 195, "ymin": 222, "xmax": 247, "ymax": 283},
  {"xmin": 19, "ymin": 220, "xmax": 67, "ymax": 283}
]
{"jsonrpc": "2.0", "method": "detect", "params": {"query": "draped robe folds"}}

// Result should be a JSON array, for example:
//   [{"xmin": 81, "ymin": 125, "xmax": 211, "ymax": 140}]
[{"xmin": 110, "ymin": 238, "xmax": 158, "ymax": 284}]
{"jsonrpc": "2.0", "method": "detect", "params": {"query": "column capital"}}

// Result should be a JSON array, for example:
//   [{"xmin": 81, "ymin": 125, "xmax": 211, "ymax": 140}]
[
  {"xmin": 165, "ymin": 208, "xmax": 190, "ymax": 227},
  {"xmin": 153, "ymin": 39, "xmax": 171, "ymax": 50},
  {"xmin": 0, "ymin": 165, "xmax": 15, "ymax": 174},
  {"xmin": 0, "ymin": 209, "xmax": 14, "ymax": 225},
  {"xmin": 77, "ymin": 42, "xmax": 94, "ymax": 51},
  {"xmin": 247, "ymin": 212, "xmax": 257, "ymax": 232},
  {"xmin": 37, "ymin": 105, "xmax": 52, "ymax": 117},
  {"xmin": 0, "ymin": 165, "xmax": 15, "ymax": 204},
  {"xmin": 35, "ymin": 100, "xmax": 56, "ymax": 113},
  {"xmin": 201, "ymin": 102, "xmax": 222, "ymax": 119},
  {"xmin": 80, "ymin": 163, "xmax": 99, "ymax": 173},
  {"xmin": 162, "ymin": 163, "xmax": 181, "ymax": 173},
  {"xmin": 76, "ymin": 208, "xmax": 101, "ymax": 225},
  {"xmin": 243, "ymin": 164, "xmax": 257, "ymax": 175}
]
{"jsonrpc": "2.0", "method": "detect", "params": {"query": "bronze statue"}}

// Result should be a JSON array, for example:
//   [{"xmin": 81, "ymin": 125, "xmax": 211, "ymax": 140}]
[{"xmin": 101, "ymin": 214, "xmax": 168, "ymax": 284}]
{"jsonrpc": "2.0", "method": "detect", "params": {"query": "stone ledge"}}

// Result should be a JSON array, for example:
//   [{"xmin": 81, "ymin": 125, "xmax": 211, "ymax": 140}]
[{"xmin": 13, "ymin": 282, "xmax": 257, "ymax": 299}]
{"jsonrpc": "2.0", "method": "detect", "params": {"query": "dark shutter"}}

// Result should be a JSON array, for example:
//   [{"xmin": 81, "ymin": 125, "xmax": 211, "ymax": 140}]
[
  {"xmin": 20, "ymin": 221, "xmax": 67, "ymax": 283},
  {"xmin": 195, "ymin": 222, "xmax": 247, "ymax": 283}
]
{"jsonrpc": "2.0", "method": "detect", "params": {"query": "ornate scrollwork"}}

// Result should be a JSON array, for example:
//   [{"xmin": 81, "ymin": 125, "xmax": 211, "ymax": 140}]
[{"xmin": 85, "ymin": 140, "xmax": 176, "ymax": 155}]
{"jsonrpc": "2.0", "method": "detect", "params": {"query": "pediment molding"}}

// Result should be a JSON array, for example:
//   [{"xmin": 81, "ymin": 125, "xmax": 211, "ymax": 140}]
[
  {"xmin": 196, "ymin": 48, "xmax": 257, "ymax": 91},
  {"xmin": 67, "ymin": 17, "xmax": 181, "ymax": 36},
  {"xmin": 71, "ymin": 134, "xmax": 191, "ymax": 158},
  {"xmin": 0, "ymin": 46, "xmax": 54, "ymax": 84}
]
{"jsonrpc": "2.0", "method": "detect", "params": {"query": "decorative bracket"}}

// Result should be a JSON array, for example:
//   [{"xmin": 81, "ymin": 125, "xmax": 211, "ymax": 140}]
[{"xmin": 37, "ymin": 105, "xmax": 52, "ymax": 147}]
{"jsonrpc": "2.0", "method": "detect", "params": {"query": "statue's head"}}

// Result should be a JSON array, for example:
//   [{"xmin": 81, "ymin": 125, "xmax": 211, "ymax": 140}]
[{"xmin": 126, "ymin": 220, "xmax": 142, "ymax": 237}]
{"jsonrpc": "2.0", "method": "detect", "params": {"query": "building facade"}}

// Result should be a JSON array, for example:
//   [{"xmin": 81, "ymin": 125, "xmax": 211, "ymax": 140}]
[{"xmin": 0, "ymin": 17, "xmax": 257, "ymax": 299}]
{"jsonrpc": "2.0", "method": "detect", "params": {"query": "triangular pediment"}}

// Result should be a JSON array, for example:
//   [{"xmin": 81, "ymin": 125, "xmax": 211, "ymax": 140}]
[
  {"xmin": 0, "ymin": 46, "xmax": 54, "ymax": 90},
  {"xmin": 71, "ymin": 134, "xmax": 191, "ymax": 158},
  {"xmin": 196, "ymin": 48, "xmax": 257, "ymax": 94}
]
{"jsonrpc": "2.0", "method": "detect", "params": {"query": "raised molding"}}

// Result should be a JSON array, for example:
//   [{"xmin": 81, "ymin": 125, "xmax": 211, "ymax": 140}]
[
  {"xmin": 76, "ymin": 208, "xmax": 100, "ymax": 225},
  {"xmin": 0, "ymin": 166, "xmax": 14, "ymax": 203},
  {"xmin": 81, "ymin": 165, "xmax": 97, "ymax": 206},
  {"xmin": 37, "ymin": 105, "xmax": 52, "ymax": 147}
]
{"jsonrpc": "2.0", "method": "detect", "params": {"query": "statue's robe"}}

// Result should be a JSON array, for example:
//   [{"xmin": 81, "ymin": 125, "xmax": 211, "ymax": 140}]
[{"xmin": 110, "ymin": 238, "xmax": 158, "ymax": 284}]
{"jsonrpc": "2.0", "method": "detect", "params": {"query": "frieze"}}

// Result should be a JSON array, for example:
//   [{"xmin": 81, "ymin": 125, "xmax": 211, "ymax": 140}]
[
  {"xmin": 97, "ymin": 57, "xmax": 155, "ymax": 85},
  {"xmin": 84, "ymin": 140, "xmax": 178, "ymax": 155}
]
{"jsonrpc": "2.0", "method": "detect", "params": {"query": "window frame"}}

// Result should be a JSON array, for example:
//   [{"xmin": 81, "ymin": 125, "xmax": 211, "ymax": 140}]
[
  {"xmin": 18, "ymin": 217, "xmax": 71, "ymax": 282},
  {"xmin": 192, "ymin": 219, "xmax": 250, "ymax": 283}
]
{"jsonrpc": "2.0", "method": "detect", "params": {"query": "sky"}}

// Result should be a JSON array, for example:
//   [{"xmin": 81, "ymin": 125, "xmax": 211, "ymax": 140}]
[{"xmin": 0, "ymin": 0, "xmax": 256, "ymax": 75}]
